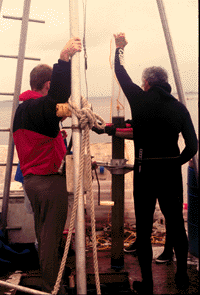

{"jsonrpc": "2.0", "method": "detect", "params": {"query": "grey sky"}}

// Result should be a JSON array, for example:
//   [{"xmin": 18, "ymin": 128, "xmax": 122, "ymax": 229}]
[{"xmin": 0, "ymin": 0, "xmax": 198, "ymax": 100}]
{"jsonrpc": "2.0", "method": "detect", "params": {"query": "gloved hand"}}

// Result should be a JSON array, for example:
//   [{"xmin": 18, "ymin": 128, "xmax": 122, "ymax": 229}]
[
  {"xmin": 125, "ymin": 119, "xmax": 133, "ymax": 126},
  {"xmin": 92, "ymin": 121, "xmax": 127, "ymax": 136},
  {"xmin": 113, "ymin": 33, "xmax": 128, "ymax": 49},
  {"xmin": 105, "ymin": 125, "xmax": 116, "ymax": 136},
  {"xmin": 92, "ymin": 125, "xmax": 116, "ymax": 136},
  {"xmin": 92, "ymin": 126, "xmax": 105, "ymax": 134}
]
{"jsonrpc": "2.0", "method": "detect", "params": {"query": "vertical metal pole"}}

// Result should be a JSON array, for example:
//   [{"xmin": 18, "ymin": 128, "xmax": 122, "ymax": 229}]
[
  {"xmin": 69, "ymin": 1, "xmax": 87, "ymax": 294},
  {"xmin": 111, "ymin": 132, "xmax": 125, "ymax": 270},
  {"xmin": 1, "ymin": 0, "xmax": 31, "ymax": 232},
  {"xmin": 110, "ymin": 41, "xmax": 125, "ymax": 269},
  {"xmin": 156, "ymin": 0, "xmax": 186, "ymax": 105},
  {"xmin": 156, "ymin": 0, "xmax": 198, "ymax": 183},
  {"xmin": 0, "ymin": 0, "xmax": 3, "ymax": 13}
]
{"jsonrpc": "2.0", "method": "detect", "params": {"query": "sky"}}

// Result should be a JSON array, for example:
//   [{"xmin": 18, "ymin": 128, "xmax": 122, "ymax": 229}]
[{"xmin": 0, "ymin": 0, "xmax": 198, "ymax": 101}]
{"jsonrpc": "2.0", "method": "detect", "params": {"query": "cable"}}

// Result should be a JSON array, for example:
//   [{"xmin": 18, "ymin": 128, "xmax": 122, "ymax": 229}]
[{"xmin": 82, "ymin": 0, "xmax": 88, "ymax": 100}]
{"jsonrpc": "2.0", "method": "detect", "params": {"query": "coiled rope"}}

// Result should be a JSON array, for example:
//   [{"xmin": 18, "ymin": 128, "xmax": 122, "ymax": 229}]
[{"xmin": 52, "ymin": 97, "xmax": 105, "ymax": 295}]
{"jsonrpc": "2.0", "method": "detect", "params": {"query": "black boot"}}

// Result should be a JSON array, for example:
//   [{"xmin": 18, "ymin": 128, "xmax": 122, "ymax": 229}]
[
  {"xmin": 132, "ymin": 281, "xmax": 153, "ymax": 295},
  {"xmin": 155, "ymin": 249, "xmax": 174, "ymax": 263},
  {"xmin": 175, "ymin": 272, "xmax": 189, "ymax": 290}
]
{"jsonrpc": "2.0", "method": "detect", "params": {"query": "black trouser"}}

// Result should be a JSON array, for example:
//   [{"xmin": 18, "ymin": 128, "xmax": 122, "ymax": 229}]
[
  {"xmin": 24, "ymin": 174, "xmax": 68, "ymax": 294},
  {"xmin": 133, "ymin": 160, "xmax": 188, "ymax": 285}
]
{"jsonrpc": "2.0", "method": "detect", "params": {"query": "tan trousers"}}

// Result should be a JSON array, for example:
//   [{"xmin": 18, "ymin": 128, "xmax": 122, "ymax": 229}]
[{"xmin": 24, "ymin": 174, "xmax": 68, "ymax": 294}]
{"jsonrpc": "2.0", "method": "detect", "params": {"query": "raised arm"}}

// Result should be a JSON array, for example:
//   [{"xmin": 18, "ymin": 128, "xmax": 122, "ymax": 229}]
[
  {"xmin": 114, "ymin": 33, "xmax": 143, "ymax": 104},
  {"xmin": 47, "ymin": 37, "xmax": 82, "ymax": 103}
]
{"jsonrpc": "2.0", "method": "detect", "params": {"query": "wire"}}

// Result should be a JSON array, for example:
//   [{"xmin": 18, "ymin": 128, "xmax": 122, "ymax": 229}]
[{"xmin": 82, "ymin": 0, "xmax": 88, "ymax": 100}]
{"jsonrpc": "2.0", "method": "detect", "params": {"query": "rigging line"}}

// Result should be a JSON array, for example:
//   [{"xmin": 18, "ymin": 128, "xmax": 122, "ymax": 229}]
[
  {"xmin": 109, "ymin": 38, "xmax": 125, "ymax": 117},
  {"xmin": 109, "ymin": 39, "xmax": 113, "ymax": 70},
  {"xmin": 117, "ymin": 97, "xmax": 125, "ymax": 111},
  {"xmin": 109, "ymin": 40, "xmax": 113, "ymax": 122},
  {"xmin": 82, "ymin": 0, "xmax": 88, "ymax": 100},
  {"xmin": 109, "ymin": 38, "xmax": 125, "ymax": 89}
]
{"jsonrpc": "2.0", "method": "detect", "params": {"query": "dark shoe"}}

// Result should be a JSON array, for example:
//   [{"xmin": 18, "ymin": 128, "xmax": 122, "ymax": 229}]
[
  {"xmin": 175, "ymin": 272, "xmax": 189, "ymax": 290},
  {"xmin": 132, "ymin": 281, "xmax": 153, "ymax": 295},
  {"xmin": 155, "ymin": 250, "xmax": 174, "ymax": 263},
  {"xmin": 0, "ymin": 257, "xmax": 12, "ymax": 276},
  {"xmin": 124, "ymin": 241, "xmax": 137, "ymax": 253}
]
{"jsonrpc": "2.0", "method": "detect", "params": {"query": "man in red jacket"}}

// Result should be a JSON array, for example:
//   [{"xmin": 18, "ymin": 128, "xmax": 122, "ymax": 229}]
[{"xmin": 13, "ymin": 37, "xmax": 82, "ymax": 294}]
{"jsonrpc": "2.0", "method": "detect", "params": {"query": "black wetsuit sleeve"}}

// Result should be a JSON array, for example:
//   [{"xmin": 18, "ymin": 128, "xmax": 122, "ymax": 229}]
[
  {"xmin": 47, "ymin": 59, "xmax": 71, "ymax": 103},
  {"xmin": 18, "ymin": 59, "xmax": 72, "ymax": 137},
  {"xmin": 42, "ymin": 59, "xmax": 72, "ymax": 125},
  {"xmin": 114, "ymin": 48, "xmax": 143, "ymax": 105},
  {"xmin": 180, "ymin": 109, "xmax": 198, "ymax": 165}
]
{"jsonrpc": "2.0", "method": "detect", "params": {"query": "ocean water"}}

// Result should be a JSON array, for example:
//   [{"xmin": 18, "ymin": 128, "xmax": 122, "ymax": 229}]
[{"xmin": 0, "ymin": 93, "xmax": 199, "ymax": 145}]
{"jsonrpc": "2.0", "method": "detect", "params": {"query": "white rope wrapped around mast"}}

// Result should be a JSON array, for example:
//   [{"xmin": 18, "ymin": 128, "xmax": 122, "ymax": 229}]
[
  {"xmin": 68, "ymin": 96, "xmax": 106, "ymax": 131},
  {"xmin": 52, "ymin": 96, "xmax": 103, "ymax": 295}
]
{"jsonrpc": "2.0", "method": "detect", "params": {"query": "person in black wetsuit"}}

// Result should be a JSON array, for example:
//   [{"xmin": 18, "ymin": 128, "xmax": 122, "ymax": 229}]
[{"xmin": 113, "ymin": 33, "xmax": 198, "ymax": 295}]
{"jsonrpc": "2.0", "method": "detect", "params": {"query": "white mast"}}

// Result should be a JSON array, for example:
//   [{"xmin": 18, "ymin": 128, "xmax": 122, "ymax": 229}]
[{"xmin": 69, "ymin": 1, "xmax": 87, "ymax": 294}]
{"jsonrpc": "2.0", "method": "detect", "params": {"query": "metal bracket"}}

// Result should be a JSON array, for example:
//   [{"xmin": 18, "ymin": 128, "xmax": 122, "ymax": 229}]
[{"xmin": 96, "ymin": 159, "xmax": 134, "ymax": 175}]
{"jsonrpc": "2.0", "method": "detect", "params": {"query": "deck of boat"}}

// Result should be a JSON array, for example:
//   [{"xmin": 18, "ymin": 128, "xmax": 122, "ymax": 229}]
[
  {"xmin": 0, "ymin": 246, "xmax": 199, "ymax": 295},
  {"xmin": 0, "ymin": 141, "xmax": 199, "ymax": 294}
]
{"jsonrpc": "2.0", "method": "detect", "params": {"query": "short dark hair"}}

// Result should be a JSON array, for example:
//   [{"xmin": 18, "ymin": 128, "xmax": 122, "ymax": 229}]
[
  {"xmin": 30, "ymin": 64, "xmax": 53, "ymax": 91},
  {"xmin": 142, "ymin": 66, "xmax": 168, "ymax": 86}
]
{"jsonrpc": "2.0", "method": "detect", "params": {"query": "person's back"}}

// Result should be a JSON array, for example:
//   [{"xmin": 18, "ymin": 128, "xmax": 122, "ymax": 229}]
[
  {"xmin": 13, "ymin": 93, "xmax": 66, "ymax": 176},
  {"xmin": 114, "ymin": 40, "xmax": 197, "ymax": 165},
  {"xmin": 130, "ymin": 84, "xmax": 193, "ymax": 160}
]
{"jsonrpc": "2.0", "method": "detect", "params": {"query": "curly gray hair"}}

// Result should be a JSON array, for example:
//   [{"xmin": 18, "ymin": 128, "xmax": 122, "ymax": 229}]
[{"xmin": 142, "ymin": 66, "xmax": 168, "ymax": 86}]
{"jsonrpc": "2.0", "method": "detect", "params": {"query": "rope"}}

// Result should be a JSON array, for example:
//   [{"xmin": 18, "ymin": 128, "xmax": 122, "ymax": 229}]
[
  {"xmin": 68, "ymin": 96, "xmax": 106, "ymax": 131},
  {"xmin": 52, "ymin": 96, "xmax": 104, "ymax": 295}
]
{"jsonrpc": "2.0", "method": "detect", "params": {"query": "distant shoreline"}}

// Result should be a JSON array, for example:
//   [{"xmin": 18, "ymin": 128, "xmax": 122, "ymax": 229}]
[{"xmin": 0, "ymin": 92, "xmax": 198, "ymax": 103}]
